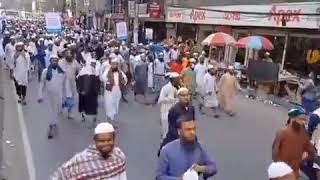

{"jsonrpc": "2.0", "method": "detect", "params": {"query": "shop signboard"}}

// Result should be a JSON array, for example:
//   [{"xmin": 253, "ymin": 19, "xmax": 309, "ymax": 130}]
[
  {"xmin": 149, "ymin": 2, "xmax": 161, "ymax": 18},
  {"xmin": 137, "ymin": 3, "xmax": 148, "ymax": 15},
  {"xmin": 166, "ymin": 2, "xmax": 320, "ymax": 29},
  {"xmin": 45, "ymin": 12, "xmax": 62, "ymax": 35},
  {"xmin": 116, "ymin": 21, "xmax": 128, "ymax": 40},
  {"xmin": 247, "ymin": 61, "xmax": 279, "ymax": 82},
  {"xmin": 128, "ymin": 1, "xmax": 136, "ymax": 18}
]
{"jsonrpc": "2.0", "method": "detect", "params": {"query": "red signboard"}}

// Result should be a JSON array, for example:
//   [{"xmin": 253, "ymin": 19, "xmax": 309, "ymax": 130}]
[{"xmin": 149, "ymin": 2, "xmax": 161, "ymax": 18}]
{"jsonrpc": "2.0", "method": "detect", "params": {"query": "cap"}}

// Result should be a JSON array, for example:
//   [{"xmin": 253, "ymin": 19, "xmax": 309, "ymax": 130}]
[
  {"xmin": 169, "ymin": 72, "xmax": 180, "ymax": 78},
  {"xmin": 288, "ymin": 108, "xmax": 306, "ymax": 118},
  {"xmin": 16, "ymin": 42, "xmax": 24, "ymax": 46},
  {"xmin": 50, "ymin": 55, "xmax": 59, "ymax": 60},
  {"xmin": 208, "ymin": 64, "xmax": 214, "ymax": 69},
  {"xmin": 94, "ymin": 122, "xmax": 115, "ymax": 135},
  {"xmin": 111, "ymin": 57, "xmax": 120, "ymax": 63},
  {"xmin": 228, "ymin": 65, "xmax": 234, "ymax": 70},
  {"xmin": 177, "ymin": 87, "xmax": 189, "ymax": 95},
  {"xmin": 268, "ymin": 162, "xmax": 293, "ymax": 179},
  {"xmin": 265, "ymin": 52, "xmax": 270, "ymax": 56}
]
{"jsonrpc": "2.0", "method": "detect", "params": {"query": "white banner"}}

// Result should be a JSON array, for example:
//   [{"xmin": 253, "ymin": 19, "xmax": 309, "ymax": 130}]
[
  {"xmin": 166, "ymin": 2, "xmax": 320, "ymax": 29},
  {"xmin": 45, "ymin": 12, "xmax": 62, "ymax": 30},
  {"xmin": 128, "ymin": 1, "xmax": 136, "ymax": 18},
  {"xmin": 145, "ymin": 28, "xmax": 153, "ymax": 40},
  {"xmin": 116, "ymin": 21, "xmax": 128, "ymax": 39}
]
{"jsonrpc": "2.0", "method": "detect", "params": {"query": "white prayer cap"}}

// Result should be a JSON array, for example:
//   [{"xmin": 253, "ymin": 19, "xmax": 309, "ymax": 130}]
[
  {"xmin": 109, "ymin": 53, "xmax": 117, "ymax": 59},
  {"xmin": 193, "ymin": 52, "xmax": 198, "ymax": 56},
  {"xmin": 111, "ymin": 57, "xmax": 120, "ymax": 63},
  {"xmin": 228, "ymin": 65, "xmax": 234, "ymax": 70},
  {"xmin": 50, "ymin": 54, "xmax": 59, "ymax": 59},
  {"xmin": 201, "ymin": 51, "xmax": 206, "ymax": 55},
  {"xmin": 265, "ymin": 52, "xmax": 270, "ymax": 56},
  {"xmin": 4, "ymin": 31, "xmax": 10, "ymax": 35},
  {"xmin": 94, "ymin": 122, "xmax": 115, "ymax": 135},
  {"xmin": 10, "ymin": 35, "xmax": 15, "ymax": 39},
  {"xmin": 268, "ymin": 162, "xmax": 293, "ymax": 179},
  {"xmin": 39, "ymin": 38, "xmax": 44, "ymax": 41},
  {"xmin": 31, "ymin": 34, "xmax": 37, "ymax": 38},
  {"xmin": 169, "ymin": 72, "xmax": 180, "ymax": 78},
  {"xmin": 190, "ymin": 58, "xmax": 197, "ymax": 63},
  {"xmin": 177, "ymin": 87, "xmax": 189, "ymax": 95},
  {"xmin": 16, "ymin": 42, "xmax": 24, "ymax": 46},
  {"xmin": 208, "ymin": 64, "xmax": 214, "ymax": 69}
]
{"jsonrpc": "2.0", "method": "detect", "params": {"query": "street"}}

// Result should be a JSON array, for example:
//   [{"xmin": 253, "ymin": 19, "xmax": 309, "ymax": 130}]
[{"xmin": 12, "ymin": 74, "xmax": 289, "ymax": 180}]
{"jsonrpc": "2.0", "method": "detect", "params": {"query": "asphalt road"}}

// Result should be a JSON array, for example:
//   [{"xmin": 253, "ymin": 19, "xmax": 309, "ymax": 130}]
[{"xmin": 18, "ymin": 76, "xmax": 289, "ymax": 180}]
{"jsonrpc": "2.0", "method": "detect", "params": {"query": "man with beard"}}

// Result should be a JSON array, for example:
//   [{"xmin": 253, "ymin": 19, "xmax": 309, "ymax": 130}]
[
  {"xmin": 11, "ymin": 42, "xmax": 31, "ymax": 105},
  {"xmin": 156, "ymin": 116, "xmax": 217, "ymax": 180},
  {"xmin": 5, "ymin": 36, "xmax": 15, "ymax": 70},
  {"xmin": 202, "ymin": 65, "xmax": 219, "ymax": 118},
  {"xmin": 158, "ymin": 87, "xmax": 195, "ymax": 156},
  {"xmin": 51, "ymin": 122, "xmax": 127, "ymax": 180},
  {"xmin": 153, "ymin": 53, "xmax": 167, "ymax": 97},
  {"xmin": 134, "ymin": 53, "xmax": 148, "ymax": 102},
  {"xmin": 158, "ymin": 72, "xmax": 180, "ymax": 140},
  {"xmin": 38, "ymin": 55, "xmax": 65, "ymax": 139},
  {"xmin": 59, "ymin": 49, "xmax": 81, "ymax": 119},
  {"xmin": 76, "ymin": 58, "xmax": 100, "ymax": 124},
  {"xmin": 272, "ymin": 108, "xmax": 317, "ymax": 179},
  {"xmin": 102, "ymin": 57, "xmax": 127, "ymax": 122},
  {"xmin": 218, "ymin": 66, "xmax": 241, "ymax": 117}
]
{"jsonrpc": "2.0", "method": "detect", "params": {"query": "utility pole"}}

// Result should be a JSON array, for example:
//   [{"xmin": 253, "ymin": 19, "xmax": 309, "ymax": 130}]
[{"xmin": 133, "ymin": 1, "xmax": 139, "ymax": 45}]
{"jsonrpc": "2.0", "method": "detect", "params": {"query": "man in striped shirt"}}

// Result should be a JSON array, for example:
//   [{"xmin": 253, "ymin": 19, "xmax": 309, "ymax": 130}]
[{"xmin": 51, "ymin": 122, "xmax": 127, "ymax": 180}]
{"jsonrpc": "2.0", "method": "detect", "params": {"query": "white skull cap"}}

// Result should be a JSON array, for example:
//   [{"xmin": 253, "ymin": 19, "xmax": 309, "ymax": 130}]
[{"xmin": 94, "ymin": 122, "xmax": 115, "ymax": 135}]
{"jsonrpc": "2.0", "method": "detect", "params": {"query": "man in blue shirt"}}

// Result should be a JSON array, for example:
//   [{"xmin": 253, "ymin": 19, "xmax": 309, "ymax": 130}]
[{"xmin": 156, "ymin": 115, "xmax": 217, "ymax": 180}]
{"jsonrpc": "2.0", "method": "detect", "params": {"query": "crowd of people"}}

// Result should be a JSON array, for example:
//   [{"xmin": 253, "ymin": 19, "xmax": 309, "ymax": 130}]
[{"xmin": 2, "ymin": 18, "xmax": 320, "ymax": 180}]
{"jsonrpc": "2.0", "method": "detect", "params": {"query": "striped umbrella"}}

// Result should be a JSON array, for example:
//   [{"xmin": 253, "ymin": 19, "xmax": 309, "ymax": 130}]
[
  {"xmin": 201, "ymin": 32, "xmax": 236, "ymax": 47},
  {"xmin": 236, "ymin": 36, "xmax": 274, "ymax": 50}
]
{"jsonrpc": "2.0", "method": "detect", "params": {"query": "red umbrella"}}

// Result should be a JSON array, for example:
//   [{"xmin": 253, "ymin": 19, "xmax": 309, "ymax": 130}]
[
  {"xmin": 236, "ymin": 36, "xmax": 274, "ymax": 50},
  {"xmin": 201, "ymin": 32, "xmax": 236, "ymax": 46}
]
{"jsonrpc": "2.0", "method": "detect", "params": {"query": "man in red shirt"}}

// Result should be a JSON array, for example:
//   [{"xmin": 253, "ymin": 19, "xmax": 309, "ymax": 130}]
[{"xmin": 272, "ymin": 108, "xmax": 317, "ymax": 178}]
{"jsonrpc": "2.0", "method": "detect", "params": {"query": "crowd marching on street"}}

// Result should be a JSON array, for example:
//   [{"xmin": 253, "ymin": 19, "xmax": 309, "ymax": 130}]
[{"xmin": 1, "ymin": 18, "xmax": 320, "ymax": 180}]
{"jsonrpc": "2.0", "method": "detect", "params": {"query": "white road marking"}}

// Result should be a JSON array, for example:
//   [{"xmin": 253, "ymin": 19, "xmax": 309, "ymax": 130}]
[{"xmin": 10, "ymin": 81, "xmax": 36, "ymax": 180}]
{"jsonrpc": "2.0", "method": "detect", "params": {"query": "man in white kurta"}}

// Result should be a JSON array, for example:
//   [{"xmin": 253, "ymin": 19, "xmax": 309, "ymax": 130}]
[
  {"xmin": 11, "ymin": 42, "xmax": 31, "ymax": 105},
  {"xmin": 157, "ymin": 72, "xmax": 180, "ymax": 139},
  {"xmin": 102, "ymin": 58, "xmax": 127, "ymax": 122},
  {"xmin": 194, "ymin": 57, "xmax": 207, "ymax": 95},
  {"xmin": 38, "ymin": 55, "xmax": 65, "ymax": 139},
  {"xmin": 59, "ymin": 49, "xmax": 81, "ymax": 119},
  {"xmin": 203, "ymin": 66, "xmax": 219, "ymax": 118},
  {"xmin": 5, "ymin": 36, "xmax": 15, "ymax": 70}
]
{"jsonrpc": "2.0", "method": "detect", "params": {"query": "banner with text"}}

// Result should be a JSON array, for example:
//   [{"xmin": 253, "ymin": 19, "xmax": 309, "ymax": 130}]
[{"xmin": 166, "ymin": 2, "xmax": 320, "ymax": 29}]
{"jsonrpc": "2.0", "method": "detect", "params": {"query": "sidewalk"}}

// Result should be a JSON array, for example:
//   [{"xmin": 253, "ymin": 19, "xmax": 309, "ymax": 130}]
[{"xmin": 0, "ymin": 64, "xmax": 35, "ymax": 179}]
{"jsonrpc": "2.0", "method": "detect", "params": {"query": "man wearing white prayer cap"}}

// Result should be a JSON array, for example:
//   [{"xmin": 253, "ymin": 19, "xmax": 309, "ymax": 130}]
[
  {"xmin": 101, "ymin": 54, "xmax": 127, "ymax": 122},
  {"xmin": 51, "ymin": 122, "xmax": 128, "ymax": 180},
  {"xmin": 38, "ymin": 54, "xmax": 65, "ymax": 139},
  {"xmin": 158, "ymin": 85, "xmax": 196, "ymax": 156},
  {"xmin": 202, "ymin": 64, "xmax": 219, "ymax": 118},
  {"xmin": 12, "ymin": 40, "xmax": 30, "ymax": 105},
  {"xmin": 5, "ymin": 34, "xmax": 16, "ymax": 70},
  {"xmin": 158, "ymin": 71, "xmax": 181, "ymax": 140},
  {"xmin": 218, "ymin": 63, "xmax": 241, "ymax": 117},
  {"xmin": 268, "ymin": 162, "xmax": 295, "ymax": 180}
]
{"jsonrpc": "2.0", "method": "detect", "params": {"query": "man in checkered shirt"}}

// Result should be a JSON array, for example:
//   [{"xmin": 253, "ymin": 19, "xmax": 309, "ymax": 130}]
[{"xmin": 51, "ymin": 122, "xmax": 127, "ymax": 180}]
